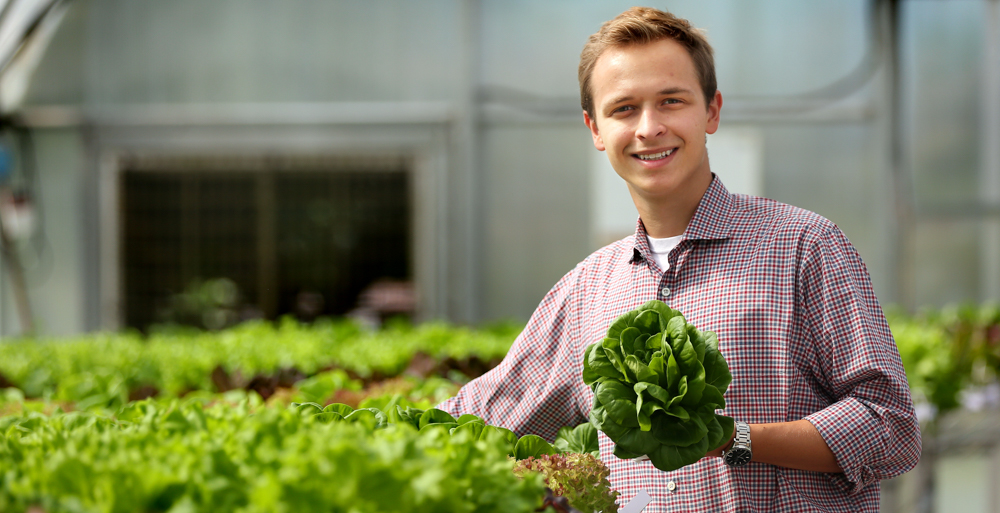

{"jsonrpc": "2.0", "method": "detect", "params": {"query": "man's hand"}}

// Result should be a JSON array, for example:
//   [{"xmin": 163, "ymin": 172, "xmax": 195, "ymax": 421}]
[
  {"xmin": 705, "ymin": 429, "xmax": 732, "ymax": 458},
  {"xmin": 703, "ymin": 419, "xmax": 843, "ymax": 473}
]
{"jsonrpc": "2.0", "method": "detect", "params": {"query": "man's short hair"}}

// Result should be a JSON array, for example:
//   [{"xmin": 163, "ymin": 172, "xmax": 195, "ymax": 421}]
[{"xmin": 578, "ymin": 7, "xmax": 717, "ymax": 118}]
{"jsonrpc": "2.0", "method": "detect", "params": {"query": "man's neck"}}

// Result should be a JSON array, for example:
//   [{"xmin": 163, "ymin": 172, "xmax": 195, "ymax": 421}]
[{"xmin": 631, "ymin": 172, "xmax": 712, "ymax": 238}]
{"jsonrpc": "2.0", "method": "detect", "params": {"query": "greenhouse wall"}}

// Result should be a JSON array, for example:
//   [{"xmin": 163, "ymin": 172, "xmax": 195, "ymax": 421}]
[{"xmin": 0, "ymin": 0, "xmax": 997, "ymax": 335}]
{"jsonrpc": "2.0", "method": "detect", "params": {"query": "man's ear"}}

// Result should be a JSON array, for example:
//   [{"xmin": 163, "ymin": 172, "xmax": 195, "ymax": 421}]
[
  {"xmin": 706, "ymin": 90, "xmax": 723, "ymax": 135},
  {"xmin": 583, "ymin": 110, "xmax": 606, "ymax": 151}
]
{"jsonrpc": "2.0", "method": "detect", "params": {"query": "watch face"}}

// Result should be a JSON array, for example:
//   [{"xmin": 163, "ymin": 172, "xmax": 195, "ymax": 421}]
[{"xmin": 725, "ymin": 448, "xmax": 752, "ymax": 467}]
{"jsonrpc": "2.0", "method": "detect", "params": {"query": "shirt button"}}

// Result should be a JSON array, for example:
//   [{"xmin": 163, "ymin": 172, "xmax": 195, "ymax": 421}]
[
  {"xmin": 661, "ymin": 287, "xmax": 671, "ymax": 297},
  {"xmin": 667, "ymin": 481, "xmax": 677, "ymax": 492}
]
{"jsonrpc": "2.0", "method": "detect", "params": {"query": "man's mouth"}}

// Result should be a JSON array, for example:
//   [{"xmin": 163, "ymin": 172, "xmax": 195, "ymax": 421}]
[{"xmin": 634, "ymin": 149, "xmax": 675, "ymax": 161}]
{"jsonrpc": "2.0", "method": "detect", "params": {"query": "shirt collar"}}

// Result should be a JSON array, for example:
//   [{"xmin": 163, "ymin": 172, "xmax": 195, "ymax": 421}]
[
  {"xmin": 629, "ymin": 175, "xmax": 734, "ymax": 264},
  {"xmin": 683, "ymin": 175, "xmax": 735, "ymax": 241}
]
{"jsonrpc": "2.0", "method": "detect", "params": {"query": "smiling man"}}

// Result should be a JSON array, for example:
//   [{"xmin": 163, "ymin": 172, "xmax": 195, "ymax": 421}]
[
  {"xmin": 440, "ymin": 7, "xmax": 920, "ymax": 512},
  {"xmin": 582, "ymin": 35, "xmax": 718, "ymax": 240}
]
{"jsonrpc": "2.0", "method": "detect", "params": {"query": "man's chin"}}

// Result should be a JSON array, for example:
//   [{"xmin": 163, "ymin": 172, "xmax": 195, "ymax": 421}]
[{"xmin": 630, "ymin": 184, "xmax": 682, "ymax": 203}]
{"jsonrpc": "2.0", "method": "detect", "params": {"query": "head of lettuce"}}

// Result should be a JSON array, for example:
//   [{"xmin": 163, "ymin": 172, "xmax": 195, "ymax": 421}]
[{"xmin": 583, "ymin": 300, "xmax": 735, "ymax": 472}]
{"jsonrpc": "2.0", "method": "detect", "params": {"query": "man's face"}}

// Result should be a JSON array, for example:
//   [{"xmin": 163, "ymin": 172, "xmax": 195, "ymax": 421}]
[{"xmin": 584, "ymin": 38, "xmax": 722, "ymax": 205}]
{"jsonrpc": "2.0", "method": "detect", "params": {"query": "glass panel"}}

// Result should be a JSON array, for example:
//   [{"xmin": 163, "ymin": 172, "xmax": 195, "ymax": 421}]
[
  {"xmin": 83, "ymin": 0, "xmax": 465, "ymax": 104},
  {"xmin": 275, "ymin": 171, "xmax": 410, "ymax": 318},
  {"xmin": 122, "ymin": 172, "xmax": 185, "ymax": 330},
  {"xmin": 122, "ymin": 167, "xmax": 410, "ymax": 330},
  {"xmin": 762, "ymin": 123, "xmax": 890, "ymax": 297},
  {"xmin": 935, "ymin": 454, "xmax": 989, "ymax": 513},
  {"xmin": 913, "ymin": 219, "xmax": 982, "ymax": 307},
  {"xmin": 479, "ymin": 0, "xmax": 868, "ymax": 98},
  {"xmin": 902, "ymin": 0, "xmax": 986, "ymax": 207}
]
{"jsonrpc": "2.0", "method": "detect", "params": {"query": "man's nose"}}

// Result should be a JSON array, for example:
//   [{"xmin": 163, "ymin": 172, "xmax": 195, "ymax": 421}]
[{"xmin": 635, "ymin": 109, "xmax": 667, "ymax": 140}]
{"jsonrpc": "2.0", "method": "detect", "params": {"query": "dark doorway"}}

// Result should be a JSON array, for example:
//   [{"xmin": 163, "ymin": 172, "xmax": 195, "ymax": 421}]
[{"xmin": 121, "ymin": 158, "xmax": 410, "ymax": 330}]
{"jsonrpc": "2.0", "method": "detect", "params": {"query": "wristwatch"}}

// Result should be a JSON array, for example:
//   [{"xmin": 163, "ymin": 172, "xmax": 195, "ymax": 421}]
[{"xmin": 722, "ymin": 421, "xmax": 752, "ymax": 467}]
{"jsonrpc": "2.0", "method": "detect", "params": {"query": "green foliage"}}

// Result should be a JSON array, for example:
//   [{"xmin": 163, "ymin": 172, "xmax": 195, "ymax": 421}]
[
  {"xmin": 158, "ymin": 277, "xmax": 243, "ymax": 331},
  {"xmin": 582, "ymin": 300, "xmax": 733, "ymax": 472},
  {"xmin": 890, "ymin": 303, "xmax": 1000, "ymax": 420},
  {"xmin": 290, "ymin": 369, "xmax": 361, "ymax": 404},
  {"xmin": 514, "ymin": 435, "xmax": 558, "ymax": 460},
  {"xmin": 0, "ymin": 318, "xmax": 519, "ymax": 409},
  {"xmin": 17, "ymin": 301, "xmax": 1000, "ymax": 511},
  {"xmin": 0, "ymin": 397, "xmax": 547, "ymax": 513},
  {"xmin": 293, "ymin": 402, "xmax": 553, "ymax": 461},
  {"xmin": 512, "ymin": 453, "xmax": 619, "ymax": 513},
  {"xmin": 553, "ymin": 423, "xmax": 599, "ymax": 457},
  {"xmin": 354, "ymin": 377, "xmax": 461, "ymax": 412}
]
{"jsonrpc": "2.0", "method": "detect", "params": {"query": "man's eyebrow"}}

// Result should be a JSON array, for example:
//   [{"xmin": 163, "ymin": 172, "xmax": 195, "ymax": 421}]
[
  {"xmin": 604, "ymin": 88, "xmax": 695, "ymax": 109},
  {"xmin": 658, "ymin": 87, "xmax": 693, "ymax": 96},
  {"xmin": 605, "ymin": 94, "xmax": 634, "ymax": 107}
]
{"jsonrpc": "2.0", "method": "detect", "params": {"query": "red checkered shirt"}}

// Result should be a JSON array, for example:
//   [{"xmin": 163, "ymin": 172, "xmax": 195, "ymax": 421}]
[{"xmin": 439, "ymin": 176, "xmax": 920, "ymax": 512}]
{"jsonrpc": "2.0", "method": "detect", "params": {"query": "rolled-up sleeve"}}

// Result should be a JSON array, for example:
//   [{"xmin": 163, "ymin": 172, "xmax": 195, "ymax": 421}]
[
  {"xmin": 797, "ymin": 225, "xmax": 921, "ymax": 491},
  {"xmin": 437, "ymin": 265, "xmax": 590, "ymax": 440}
]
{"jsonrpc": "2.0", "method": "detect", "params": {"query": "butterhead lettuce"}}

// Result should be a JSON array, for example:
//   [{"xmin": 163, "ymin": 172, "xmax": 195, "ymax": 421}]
[{"xmin": 582, "ymin": 300, "xmax": 734, "ymax": 472}]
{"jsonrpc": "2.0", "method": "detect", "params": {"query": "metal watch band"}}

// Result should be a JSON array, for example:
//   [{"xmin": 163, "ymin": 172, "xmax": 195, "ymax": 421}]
[
  {"xmin": 723, "ymin": 420, "xmax": 752, "ymax": 468},
  {"xmin": 733, "ymin": 421, "xmax": 751, "ymax": 445}
]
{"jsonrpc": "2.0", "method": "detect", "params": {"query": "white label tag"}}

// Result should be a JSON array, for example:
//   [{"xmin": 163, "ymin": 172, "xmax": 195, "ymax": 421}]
[{"xmin": 619, "ymin": 490, "xmax": 652, "ymax": 513}]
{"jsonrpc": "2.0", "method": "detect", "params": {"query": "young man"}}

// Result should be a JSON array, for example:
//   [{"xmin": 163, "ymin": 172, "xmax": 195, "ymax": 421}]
[{"xmin": 440, "ymin": 7, "xmax": 920, "ymax": 512}]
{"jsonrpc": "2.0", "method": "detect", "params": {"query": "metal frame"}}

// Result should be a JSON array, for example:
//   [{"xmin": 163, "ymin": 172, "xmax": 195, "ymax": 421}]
[
  {"xmin": 84, "ymin": 102, "xmax": 456, "ymax": 330},
  {"xmin": 981, "ymin": 0, "xmax": 1000, "ymax": 304}
]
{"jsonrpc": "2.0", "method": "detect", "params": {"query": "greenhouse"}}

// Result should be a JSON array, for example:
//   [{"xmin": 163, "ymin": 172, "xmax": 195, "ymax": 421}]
[{"xmin": 0, "ymin": 1, "xmax": 998, "ymax": 512}]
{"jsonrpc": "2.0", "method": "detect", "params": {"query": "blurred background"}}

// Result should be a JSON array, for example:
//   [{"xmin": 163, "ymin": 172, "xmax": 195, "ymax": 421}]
[
  {"xmin": 0, "ymin": 1, "xmax": 996, "ymax": 511},
  {"xmin": 0, "ymin": 0, "xmax": 996, "ymax": 336}
]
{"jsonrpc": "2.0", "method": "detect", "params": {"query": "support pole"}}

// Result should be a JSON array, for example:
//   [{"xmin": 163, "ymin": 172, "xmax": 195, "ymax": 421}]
[
  {"xmin": 981, "ymin": 0, "xmax": 1000, "ymax": 303},
  {"xmin": 885, "ymin": 0, "xmax": 916, "ymax": 310},
  {"xmin": 0, "ymin": 203, "xmax": 33, "ymax": 335}
]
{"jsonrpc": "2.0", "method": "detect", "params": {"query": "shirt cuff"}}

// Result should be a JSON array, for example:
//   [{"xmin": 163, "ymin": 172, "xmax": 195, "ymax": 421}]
[{"xmin": 804, "ymin": 397, "xmax": 885, "ymax": 492}]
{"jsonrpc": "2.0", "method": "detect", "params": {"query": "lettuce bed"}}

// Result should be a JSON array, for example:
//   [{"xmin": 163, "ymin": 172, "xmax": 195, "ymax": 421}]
[
  {"xmin": 0, "ymin": 397, "xmax": 544, "ymax": 513},
  {"xmin": 0, "ymin": 395, "xmax": 612, "ymax": 513},
  {"xmin": 0, "ymin": 319, "xmax": 518, "ymax": 408}
]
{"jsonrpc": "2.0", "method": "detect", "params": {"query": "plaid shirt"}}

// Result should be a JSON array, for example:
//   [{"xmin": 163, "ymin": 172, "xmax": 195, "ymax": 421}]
[{"xmin": 439, "ymin": 176, "xmax": 920, "ymax": 512}]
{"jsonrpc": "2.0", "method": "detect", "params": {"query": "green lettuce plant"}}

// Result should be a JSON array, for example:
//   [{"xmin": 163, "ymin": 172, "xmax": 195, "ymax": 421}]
[
  {"xmin": 553, "ymin": 423, "xmax": 599, "ymax": 457},
  {"xmin": 512, "ymin": 453, "xmax": 619, "ymax": 513},
  {"xmin": 582, "ymin": 300, "xmax": 734, "ymax": 472},
  {"xmin": 291, "ymin": 402, "xmax": 559, "ymax": 460},
  {"xmin": 0, "ymin": 397, "xmax": 547, "ymax": 513},
  {"xmin": 0, "ymin": 318, "xmax": 519, "ymax": 408}
]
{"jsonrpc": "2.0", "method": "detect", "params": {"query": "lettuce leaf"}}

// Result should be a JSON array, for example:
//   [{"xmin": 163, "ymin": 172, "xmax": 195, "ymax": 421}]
[{"xmin": 581, "ymin": 300, "xmax": 733, "ymax": 472}]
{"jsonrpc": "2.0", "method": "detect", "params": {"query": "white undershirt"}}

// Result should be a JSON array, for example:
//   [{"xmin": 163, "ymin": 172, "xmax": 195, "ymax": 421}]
[{"xmin": 646, "ymin": 234, "xmax": 684, "ymax": 272}]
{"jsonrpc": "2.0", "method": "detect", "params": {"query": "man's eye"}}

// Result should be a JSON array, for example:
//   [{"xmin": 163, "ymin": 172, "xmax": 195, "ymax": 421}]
[
  {"xmin": 663, "ymin": 98, "xmax": 681, "ymax": 105},
  {"xmin": 612, "ymin": 105, "xmax": 633, "ymax": 114}
]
